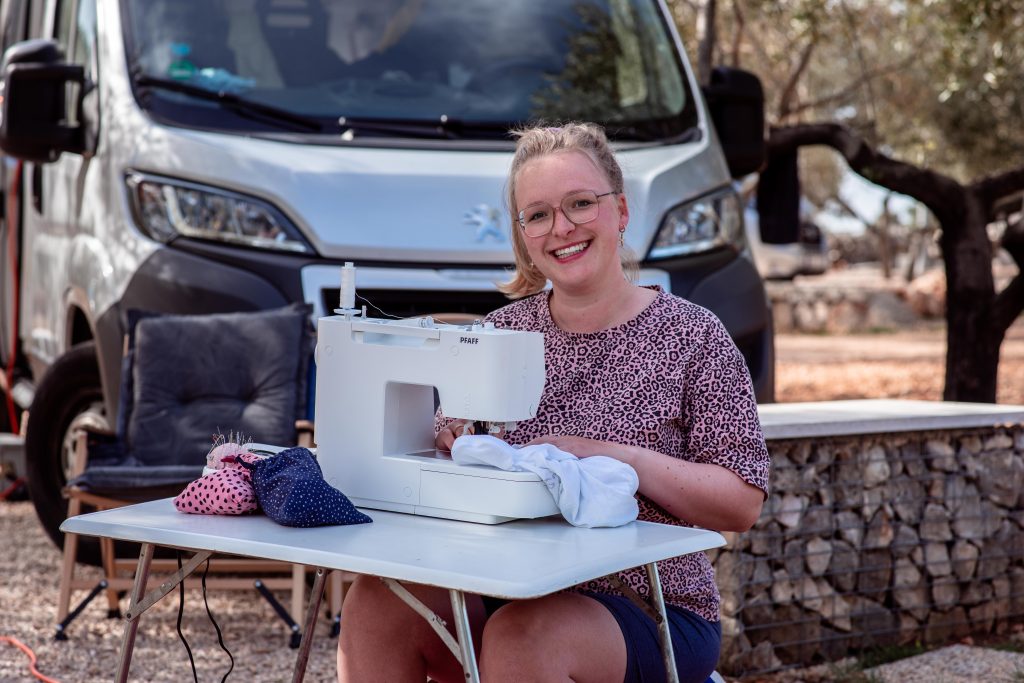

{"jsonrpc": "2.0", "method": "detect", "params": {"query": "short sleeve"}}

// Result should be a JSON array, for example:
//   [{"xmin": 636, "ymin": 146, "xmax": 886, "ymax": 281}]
[{"xmin": 681, "ymin": 316, "xmax": 769, "ymax": 496}]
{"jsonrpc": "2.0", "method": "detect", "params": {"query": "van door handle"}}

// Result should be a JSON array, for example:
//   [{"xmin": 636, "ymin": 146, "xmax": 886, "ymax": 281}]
[{"xmin": 31, "ymin": 163, "xmax": 42, "ymax": 213}]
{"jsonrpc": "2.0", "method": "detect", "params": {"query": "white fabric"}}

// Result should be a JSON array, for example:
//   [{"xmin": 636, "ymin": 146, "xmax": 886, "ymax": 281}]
[{"xmin": 451, "ymin": 434, "xmax": 639, "ymax": 528}]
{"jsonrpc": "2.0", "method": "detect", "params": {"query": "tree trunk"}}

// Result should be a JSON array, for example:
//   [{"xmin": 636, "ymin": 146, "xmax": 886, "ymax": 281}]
[
  {"xmin": 696, "ymin": 0, "xmax": 718, "ymax": 86},
  {"xmin": 940, "ymin": 189, "xmax": 1001, "ymax": 401}
]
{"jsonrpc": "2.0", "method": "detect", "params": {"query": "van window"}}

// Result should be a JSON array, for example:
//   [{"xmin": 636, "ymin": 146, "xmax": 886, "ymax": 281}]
[{"xmin": 121, "ymin": 0, "xmax": 698, "ymax": 142}]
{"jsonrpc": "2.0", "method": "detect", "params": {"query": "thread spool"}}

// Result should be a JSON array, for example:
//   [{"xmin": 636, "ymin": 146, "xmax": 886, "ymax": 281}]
[{"xmin": 340, "ymin": 262, "xmax": 356, "ymax": 309}]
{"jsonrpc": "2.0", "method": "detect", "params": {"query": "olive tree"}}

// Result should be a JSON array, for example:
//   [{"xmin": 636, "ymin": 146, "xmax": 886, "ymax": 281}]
[{"xmin": 674, "ymin": 0, "xmax": 1024, "ymax": 401}]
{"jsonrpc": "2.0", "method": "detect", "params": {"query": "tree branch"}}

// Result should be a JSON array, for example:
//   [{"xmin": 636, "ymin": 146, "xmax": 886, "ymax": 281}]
[
  {"xmin": 696, "ymin": 0, "xmax": 718, "ymax": 86},
  {"xmin": 767, "ymin": 123, "xmax": 966, "ymax": 228},
  {"xmin": 729, "ymin": 0, "xmax": 746, "ymax": 66},
  {"xmin": 777, "ymin": 39, "xmax": 816, "ymax": 119},
  {"xmin": 840, "ymin": 0, "xmax": 878, "ymax": 132},
  {"xmin": 1004, "ymin": 215, "xmax": 1024, "ymax": 267},
  {"xmin": 743, "ymin": 30, "xmax": 786, "ymax": 94},
  {"xmin": 972, "ymin": 168, "xmax": 1024, "ymax": 210},
  {"xmin": 830, "ymin": 193, "xmax": 872, "ymax": 228},
  {"xmin": 993, "ymin": 273, "xmax": 1024, "ymax": 336},
  {"xmin": 782, "ymin": 53, "xmax": 919, "ymax": 119}
]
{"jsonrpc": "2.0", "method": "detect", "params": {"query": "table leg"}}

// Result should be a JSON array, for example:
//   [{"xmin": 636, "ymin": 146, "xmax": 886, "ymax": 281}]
[
  {"xmin": 448, "ymin": 590, "xmax": 480, "ymax": 683},
  {"xmin": 115, "ymin": 543, "xmax": 155, "ymax": 683},
  {"xmin": 644, "ymin": 562, "xmax": 679, "ymax": 683},
  {"xmin": 380, "ymin": 579, "xmax": 479, "ymax": 682},
  {"xmin": 291, "ymin": 567, "xmax": 328, "ymax": 683}
]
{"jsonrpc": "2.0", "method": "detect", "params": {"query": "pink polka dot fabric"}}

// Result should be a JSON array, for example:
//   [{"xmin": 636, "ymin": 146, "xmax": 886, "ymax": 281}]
[{"xmin": 174, "ymin": 452, "xmax": 263, "ymax": 516}]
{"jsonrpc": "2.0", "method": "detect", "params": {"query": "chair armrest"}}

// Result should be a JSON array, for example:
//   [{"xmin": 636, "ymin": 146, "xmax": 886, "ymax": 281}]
[
  {"xmin": 73, "ymin": 413, "xmax": 114, "ymax": 439},
  {"xmin": 76, "ymin": 423, "xmax": 115, "ymax": 438},
  {"xmin": 67, "ymin": 416, "xmax": 116, "ymax": 481},
  {"xmin": 295, "ymin": 420, "xmax": 315, "ymax": 448}
]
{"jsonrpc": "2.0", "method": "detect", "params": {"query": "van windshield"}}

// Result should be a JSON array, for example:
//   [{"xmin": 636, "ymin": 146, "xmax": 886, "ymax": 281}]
[{"xmin": 122, "ymin": 0, "xmax": 698, "ymax": 142}]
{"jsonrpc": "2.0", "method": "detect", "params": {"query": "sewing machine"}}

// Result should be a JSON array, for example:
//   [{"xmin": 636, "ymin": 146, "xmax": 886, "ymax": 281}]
[{"xmin": 313, "ymin": 265, "xmax": 558, "ymax": 524}]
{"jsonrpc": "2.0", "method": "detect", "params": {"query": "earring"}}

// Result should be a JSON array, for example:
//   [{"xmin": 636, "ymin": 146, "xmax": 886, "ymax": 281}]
[{"xmin": 618, "ymin": 226, "xmax": 625, "ymax": 247}]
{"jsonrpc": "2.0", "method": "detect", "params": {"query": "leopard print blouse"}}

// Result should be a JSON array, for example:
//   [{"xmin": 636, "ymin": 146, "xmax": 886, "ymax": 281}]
[{"xmin": 438, "ymin": 287, "xmax": 769, "ymax": 621}]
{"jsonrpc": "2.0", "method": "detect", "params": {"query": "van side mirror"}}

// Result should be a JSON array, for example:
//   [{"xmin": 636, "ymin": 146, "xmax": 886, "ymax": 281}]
[
  {"xmin": 0, "ymin": 38, "xmax": 86, "ymax": 163},
  {"xmin": 702, "ymin": 67, "xmax": 766, "ymax": 179}
]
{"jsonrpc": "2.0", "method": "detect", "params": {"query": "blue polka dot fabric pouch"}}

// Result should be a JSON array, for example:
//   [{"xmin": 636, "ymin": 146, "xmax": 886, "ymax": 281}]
[{"xmin": 238, "ymin": 447, "xmax": 372, "ymax": 527}]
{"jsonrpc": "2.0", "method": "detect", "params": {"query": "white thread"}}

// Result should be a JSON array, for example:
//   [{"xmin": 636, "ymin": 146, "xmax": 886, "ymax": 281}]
[{"xmin": 340, "ymin": 262, "xmax": 356, "ymax": 309}]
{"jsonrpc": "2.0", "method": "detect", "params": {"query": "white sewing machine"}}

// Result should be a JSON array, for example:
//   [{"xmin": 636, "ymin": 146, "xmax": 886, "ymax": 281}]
[{"xmin": 313, "ymin": 264, "xmax": 558, "ymax": 524}]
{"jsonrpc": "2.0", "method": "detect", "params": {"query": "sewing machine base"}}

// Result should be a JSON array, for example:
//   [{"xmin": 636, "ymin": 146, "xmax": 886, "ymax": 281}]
[{"xmin": 348, "ymin": 453, "xmax": 561, "ymax": 524}]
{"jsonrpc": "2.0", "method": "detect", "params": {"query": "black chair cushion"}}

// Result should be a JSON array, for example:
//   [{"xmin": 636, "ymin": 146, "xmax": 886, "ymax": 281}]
[{"xmin": 72, "ymin": 304, "xmax": 312, "ymax": 493}]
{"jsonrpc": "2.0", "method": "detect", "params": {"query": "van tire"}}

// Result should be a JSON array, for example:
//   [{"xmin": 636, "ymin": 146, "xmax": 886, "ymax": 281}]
[{"xmin": 25, "ymin": 341, "xmax": 107, "ymax": 566}]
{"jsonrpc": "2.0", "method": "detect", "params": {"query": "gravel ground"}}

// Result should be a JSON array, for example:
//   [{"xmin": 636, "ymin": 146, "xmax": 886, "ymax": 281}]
[
  {"xmin": 743, "ymin": 643, "xmax": 1024, "ymax": 682},
  {"xmin": 775, "ymin": 321, "xmax": 1024, "ymax": 405},
  {"xmin": 0, "ymin": 501, "xmax": 340, "ymax": 682},
  {"xmin": 866, "ymin": 644, "xmax": 1024, "ymax": 682}
]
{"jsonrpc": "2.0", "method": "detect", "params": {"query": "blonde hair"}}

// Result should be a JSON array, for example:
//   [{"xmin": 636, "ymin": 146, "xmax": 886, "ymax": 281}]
[{"xmin": 499, "ymin": 122, "xmax": 638, "ymax": 299}]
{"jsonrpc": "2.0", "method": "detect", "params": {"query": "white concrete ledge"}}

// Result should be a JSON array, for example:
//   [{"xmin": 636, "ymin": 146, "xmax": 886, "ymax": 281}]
[{"xmin": 757, "ymin": 399, "xmax": 1024, "ymax": 440}]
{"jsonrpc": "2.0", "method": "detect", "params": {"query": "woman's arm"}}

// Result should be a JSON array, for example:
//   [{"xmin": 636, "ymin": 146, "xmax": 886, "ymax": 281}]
[{"xmin": 526, "ymin": 435, "xmax": 764, "ymax": 532}]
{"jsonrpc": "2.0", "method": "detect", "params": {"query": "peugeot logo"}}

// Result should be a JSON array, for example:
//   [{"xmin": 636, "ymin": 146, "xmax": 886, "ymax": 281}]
[{"xmin": 464, "ymin": 204, "xmax": 505, "ymax": 243}]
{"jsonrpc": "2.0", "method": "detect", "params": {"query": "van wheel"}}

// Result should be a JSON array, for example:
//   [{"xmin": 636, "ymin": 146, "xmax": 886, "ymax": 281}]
[{"xmin": 25, "ymin": 341, "xmax": 108, "ymax": 565}]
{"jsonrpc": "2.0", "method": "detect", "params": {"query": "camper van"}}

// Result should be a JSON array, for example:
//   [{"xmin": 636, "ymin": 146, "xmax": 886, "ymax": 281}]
[{"xmin": 0, "ymin": 0, "xmax": 772, "ymax": 552}]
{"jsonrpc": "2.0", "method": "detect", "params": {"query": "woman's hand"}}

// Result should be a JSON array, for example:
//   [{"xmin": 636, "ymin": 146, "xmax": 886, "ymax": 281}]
[
  {"xmin": 436, "ymin": 421, "xmax": 510, "ymax": 452},
  {"xmin": 435, "ymin": 420, "xmax": 475, "ymax": 452}
]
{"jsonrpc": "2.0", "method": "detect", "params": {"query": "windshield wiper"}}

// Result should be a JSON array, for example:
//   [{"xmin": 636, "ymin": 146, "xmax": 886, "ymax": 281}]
[
  {"xmin": 134, "ymin": 74, "xmax": 326, "ymax": 133},
  {"xmin": 338, "ymin": 116, "xmax": 514, "ymax": 140},
  {"xmin": 605, "ymin": 121, "xmax": 702, "ymax": 144}
]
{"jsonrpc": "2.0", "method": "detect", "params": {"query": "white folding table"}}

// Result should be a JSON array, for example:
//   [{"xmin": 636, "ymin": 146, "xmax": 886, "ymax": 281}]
[{"xmin": 61, "ymin": 499, "xmax": 725, "ymax": 682}]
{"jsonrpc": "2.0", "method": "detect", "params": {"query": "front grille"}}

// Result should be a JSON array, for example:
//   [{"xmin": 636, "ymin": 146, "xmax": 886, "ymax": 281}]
[{"xmin": 321, "ymin": 288, "xmax": 511, "ymax": 320}]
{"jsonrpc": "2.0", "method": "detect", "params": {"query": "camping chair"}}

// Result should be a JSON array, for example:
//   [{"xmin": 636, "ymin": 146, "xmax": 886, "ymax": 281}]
[{"xmin": 54, "ymin": 303, "xmax": 343, "ymax": 644}]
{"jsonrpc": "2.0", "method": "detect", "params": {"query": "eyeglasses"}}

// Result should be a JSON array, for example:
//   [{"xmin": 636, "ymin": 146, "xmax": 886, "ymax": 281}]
[{"xmin": 517, "ymin": 190, "xmax": 617, "ymax": 238}]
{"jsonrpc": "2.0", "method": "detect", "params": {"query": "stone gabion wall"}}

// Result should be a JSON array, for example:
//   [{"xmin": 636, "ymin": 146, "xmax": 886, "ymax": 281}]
[{"xmin": 712, "ymin": 425, "xmax": 1024, "ymax": 675}]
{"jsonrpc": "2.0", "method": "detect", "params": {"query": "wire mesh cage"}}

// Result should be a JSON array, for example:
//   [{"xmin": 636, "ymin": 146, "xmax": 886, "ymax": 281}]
[{"xmin": 715, "ymin": 427, "xmax": 1024, "ymax": 675}]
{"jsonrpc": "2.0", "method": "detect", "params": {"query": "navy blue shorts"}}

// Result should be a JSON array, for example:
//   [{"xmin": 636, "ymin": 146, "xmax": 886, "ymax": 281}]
[
  {"xmin": 585, "ymin": 592, "xmax": 720, "ymax": 683},
  {"xmin": 481, "ymin": 593, "xmax": 720, "ymax": 683}
]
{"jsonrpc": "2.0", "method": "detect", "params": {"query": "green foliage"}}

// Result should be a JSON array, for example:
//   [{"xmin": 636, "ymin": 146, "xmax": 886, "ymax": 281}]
[
  {"xmin": 992, "ymin": 640, "xmax": 1024, "ymax": 653},
  {"xmin": 826, "ymin": 660, "xmax": 885, "ymax": 683},
  {"xmin": 855, "ymin": 642, "xmax": 927, "ymax": 669},
  {"xmin": 666, "ymin": 0, "xmax": 1024, "ymax": 184},
  {"xmin": 531, "ymin": 3, "xmax": 623, "ymax": 122},
  {"xmin": 823, "ymin": 642, "xmax": 927, "ymax": 683}
]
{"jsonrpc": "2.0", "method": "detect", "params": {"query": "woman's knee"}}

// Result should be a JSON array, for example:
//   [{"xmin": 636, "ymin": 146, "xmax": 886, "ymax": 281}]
[
  {"xmin": 342, "ymin": 576, "xmax": 451, "ymax": 640},
  {"xmin": 480, "ymin": 598, "xmax": 575, "ymax": 668},
  {"xmin": 482, "ymin": 600, "xmax": 546, "ymax": 647},
  {"xmin": 480, "ymin": 595, "xmax": 626, "ymax": 682}
]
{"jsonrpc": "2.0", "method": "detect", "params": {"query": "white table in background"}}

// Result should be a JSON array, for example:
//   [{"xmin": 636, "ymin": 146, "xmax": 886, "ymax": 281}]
[{"xmin": 62, "ymin": 498, "xmax": 725, "ymax": 682}]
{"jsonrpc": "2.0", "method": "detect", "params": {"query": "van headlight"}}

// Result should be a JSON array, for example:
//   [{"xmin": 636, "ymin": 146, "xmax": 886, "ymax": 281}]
[
  {"xmin": 125, "ymin": 172, "xmax": 313, "ymax": 254},
  {"xmin": 647, "ymin": 187, "xmax": 744, "ymax": 260}
]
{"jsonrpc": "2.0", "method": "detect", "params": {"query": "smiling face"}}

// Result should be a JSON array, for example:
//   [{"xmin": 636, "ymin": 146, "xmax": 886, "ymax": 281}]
[{"xmin": 513, "ymin": 150, "xmax": 629, "ymax": 297}]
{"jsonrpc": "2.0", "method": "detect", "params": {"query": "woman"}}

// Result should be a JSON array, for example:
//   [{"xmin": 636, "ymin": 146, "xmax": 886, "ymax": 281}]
[{"xmin": 337, "ymin": 123, "xmax": 769, "ymax": 683}]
